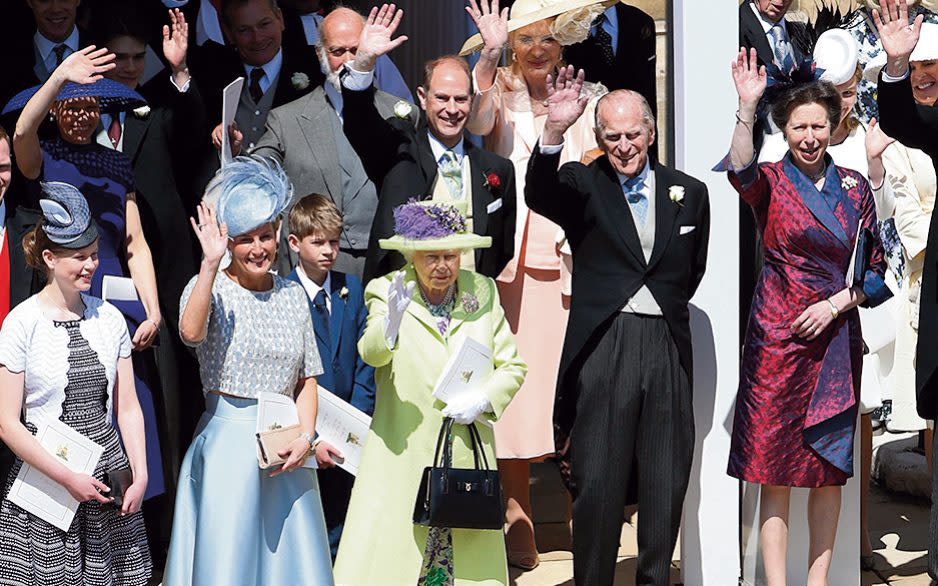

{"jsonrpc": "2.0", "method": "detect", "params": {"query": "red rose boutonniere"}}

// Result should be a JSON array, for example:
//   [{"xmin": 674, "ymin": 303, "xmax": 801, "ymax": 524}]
[{"xmin": 484, "ymin": 171, "xmax": 501, "ymax": 192}]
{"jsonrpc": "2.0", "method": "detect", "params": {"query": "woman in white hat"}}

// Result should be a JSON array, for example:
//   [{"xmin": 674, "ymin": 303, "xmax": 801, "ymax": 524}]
[
  {"xmin": 758, "ymin": 27, "xmax": 904, "ymax": 571},
  {"xmin": 461, "ymin": 0, "xmax": 611, "ymax": 569},
  {"xmin": 333, "ymin": 200, "xmax": 526, "ymax": 586}
]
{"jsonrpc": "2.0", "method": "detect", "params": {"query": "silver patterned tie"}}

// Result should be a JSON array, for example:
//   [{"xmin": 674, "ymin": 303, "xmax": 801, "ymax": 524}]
[{"xmin": 439, "ymin": 150, "xmax": 463, "ymax": 199}]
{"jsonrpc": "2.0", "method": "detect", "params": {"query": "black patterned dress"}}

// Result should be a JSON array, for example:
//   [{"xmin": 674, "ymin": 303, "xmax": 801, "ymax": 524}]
[{"xmin": 0, "ymin": 296, "xmax": 151, "ymax": 585}]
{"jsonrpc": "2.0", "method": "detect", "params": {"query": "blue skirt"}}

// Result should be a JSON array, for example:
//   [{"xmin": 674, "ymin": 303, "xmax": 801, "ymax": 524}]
[{"xmin": 163, "ymin": 394, "xmax": 334, "ymax": 586}]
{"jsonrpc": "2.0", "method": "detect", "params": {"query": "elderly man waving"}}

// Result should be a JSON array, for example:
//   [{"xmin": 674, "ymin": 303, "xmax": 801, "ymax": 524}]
[{"xmin": 526, "ymin": 67, "xmax": 710, "ymax": 586}]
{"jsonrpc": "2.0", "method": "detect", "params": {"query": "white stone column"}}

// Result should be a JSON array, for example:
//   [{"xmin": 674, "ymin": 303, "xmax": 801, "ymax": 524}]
[{"xmin": 672, "ymin": 1, "xmax": 741, "ymax": 584}]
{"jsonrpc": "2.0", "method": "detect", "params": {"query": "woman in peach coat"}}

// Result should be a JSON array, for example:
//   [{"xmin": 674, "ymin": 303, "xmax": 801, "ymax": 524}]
[{"xmin": 463, "ymin": 0, "xmax": 610, "ymax": 569}]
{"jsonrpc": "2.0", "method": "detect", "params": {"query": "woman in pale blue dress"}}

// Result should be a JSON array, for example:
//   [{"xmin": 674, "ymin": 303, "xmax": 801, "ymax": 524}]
[{"xmin": 163, "ymin": 157, "xmax": 334, "ymax": 586}]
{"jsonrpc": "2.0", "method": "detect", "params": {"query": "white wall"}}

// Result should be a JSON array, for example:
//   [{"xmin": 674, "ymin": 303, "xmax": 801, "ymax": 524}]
[{"xmin": 673, "ymin": 1, "xmax": 742, "ymax": 584}]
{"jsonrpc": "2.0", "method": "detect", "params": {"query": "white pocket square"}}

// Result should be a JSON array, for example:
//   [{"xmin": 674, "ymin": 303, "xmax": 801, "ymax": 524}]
[
  {"xmin": 679, "ymin": 225, "xmax": 696, "ymax": 235},
  {"xmin": 486, "ymin": 198, "xmax": 503, "ymax": 214}
]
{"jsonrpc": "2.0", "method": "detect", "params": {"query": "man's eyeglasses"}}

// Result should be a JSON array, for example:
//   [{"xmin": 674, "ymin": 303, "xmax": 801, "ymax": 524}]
[{"xmin": 327, "ymin": 46, "xmax": 358, "ymax": 58}]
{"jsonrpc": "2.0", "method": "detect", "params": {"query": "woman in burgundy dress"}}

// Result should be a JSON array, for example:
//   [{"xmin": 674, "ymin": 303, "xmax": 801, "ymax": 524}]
[{"xmin": 722, "ymin": 49, "xmax": 891, "ymax": 584}]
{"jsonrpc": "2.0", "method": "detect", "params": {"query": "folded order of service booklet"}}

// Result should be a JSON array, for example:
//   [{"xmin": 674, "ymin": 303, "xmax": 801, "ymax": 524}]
[{"xmin": 6, "ymin": 419, "xmax": 103, "ymax": 531}]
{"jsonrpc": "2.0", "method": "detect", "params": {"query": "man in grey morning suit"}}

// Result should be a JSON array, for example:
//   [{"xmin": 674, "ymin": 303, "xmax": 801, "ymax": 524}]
[{"xmin": 223, "ymin": 7, "xmax": 417, "ymax": 276}]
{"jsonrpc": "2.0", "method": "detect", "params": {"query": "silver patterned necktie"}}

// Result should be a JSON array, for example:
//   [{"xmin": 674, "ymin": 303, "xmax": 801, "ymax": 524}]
[
  {"xmin": 439, "ymin": 150, "xmax": 463, "ymax": 199},
  {"xmin": 768, "ymin": 24, "xmax": 794, "ymax": 71}
]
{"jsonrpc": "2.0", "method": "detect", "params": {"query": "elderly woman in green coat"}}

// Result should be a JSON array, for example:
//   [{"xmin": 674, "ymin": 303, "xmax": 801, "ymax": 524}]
[{"xmin": 334, "ymin": 201, "xmax": 527, "ymax": 586}]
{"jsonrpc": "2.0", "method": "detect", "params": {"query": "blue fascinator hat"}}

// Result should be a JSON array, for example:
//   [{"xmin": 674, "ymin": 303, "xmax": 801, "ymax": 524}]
[
  {"xmin": 203, "ymin": 156, "xmax": 293, "ymax": 237},
  {"xmin": 2, "ymin": 78, "xmax": 146, "ymax": 115},
  {"xmin": 39, "ymin": 182, "xmax": 99, "ymax": 249}
]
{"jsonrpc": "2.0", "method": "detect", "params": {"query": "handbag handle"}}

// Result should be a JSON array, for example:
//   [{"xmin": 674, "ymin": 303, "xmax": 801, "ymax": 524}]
[{"xmin": 431, "ymin": 418, "xmax": 490, "ymax": 472}]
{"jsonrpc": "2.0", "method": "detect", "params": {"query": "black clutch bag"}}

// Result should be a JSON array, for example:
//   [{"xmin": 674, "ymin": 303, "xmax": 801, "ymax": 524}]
[
  {"xmin": 412, "ymin": 418, "xmax": 503, "ymax": 530},
  {"xmin": 104, "ymin": 468, "xmax": 133, "ymax": 508},
  {"xmin": 849, "ymin": 226, "xmax": 874, "ymax": 288}
]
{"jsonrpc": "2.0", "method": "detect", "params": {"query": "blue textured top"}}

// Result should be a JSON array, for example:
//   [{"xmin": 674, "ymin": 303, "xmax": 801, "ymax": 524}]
[{"xmin": 180, "ymin": 272, "xmax": 323, "ymax": 398}]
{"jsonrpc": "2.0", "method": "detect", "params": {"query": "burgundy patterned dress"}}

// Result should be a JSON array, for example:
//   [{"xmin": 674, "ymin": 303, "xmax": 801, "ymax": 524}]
[{"xmin": 727, "ymin": 154, "xmax": 889, "ymax": 488}]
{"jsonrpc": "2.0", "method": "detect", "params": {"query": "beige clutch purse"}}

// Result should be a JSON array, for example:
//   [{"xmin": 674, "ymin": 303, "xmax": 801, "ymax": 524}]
[{"xmin": 255, "ymin": 424, "xmax": 302, "ymax": 469}]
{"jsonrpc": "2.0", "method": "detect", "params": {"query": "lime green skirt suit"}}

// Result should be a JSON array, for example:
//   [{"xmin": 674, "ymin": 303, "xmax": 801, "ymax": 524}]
[{"xmin": 333, "ymin": 267, "xmax": 527, "ymax": 586}]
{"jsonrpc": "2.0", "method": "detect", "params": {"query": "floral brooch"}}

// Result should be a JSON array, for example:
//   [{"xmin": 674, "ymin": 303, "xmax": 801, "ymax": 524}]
[
  {"xmin": 669, "ymin": 185, "xmax": 685, "ymax": 206},
  {"xmin": 339, "ymin": 286, "xmax": 349, "ymax": 301},
  {"xmin": 460, "ymin": 292, "xmax": 479, "ymax": 314},
  {"xmin": 841, "ymin": 176, "xmax": 858, "ymax": 190},
  {"xmin": 291, "ymin": 72, "xmax": 310, "ymax": 90}
]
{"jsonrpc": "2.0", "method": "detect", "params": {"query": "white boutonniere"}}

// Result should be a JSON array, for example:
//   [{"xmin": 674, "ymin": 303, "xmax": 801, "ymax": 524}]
[
  {"xmin": 393, "ymin": 100, "xmax": 412, "ymax": 119},
  {"xmin": 841, "ymin": 176, "xmax": 858, "ymax": 190},
  {"xmin": 291, "ymin": 72, "xmax": 310, "ymax": 90},
  {"xmin": 133, "ymin": 105, "xmax": 151, "ymax": 119},
  {"xmin": 339, "ymin": 286, "xmax": 349, "ymax": 301},
  {"xmin": 669, "ymin": 185, "xmax": 685, "ymax": 206}
]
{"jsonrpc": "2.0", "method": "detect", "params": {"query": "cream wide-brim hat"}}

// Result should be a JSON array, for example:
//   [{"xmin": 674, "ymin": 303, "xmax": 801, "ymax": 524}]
[{"xmin": 459, "ymin": 0, "xmax": 620, "ymax": 56}]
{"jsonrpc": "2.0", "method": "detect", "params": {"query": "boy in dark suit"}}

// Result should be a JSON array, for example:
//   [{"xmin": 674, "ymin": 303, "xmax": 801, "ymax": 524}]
[{"xmin": 286, "ymin": 194, "xmax": 376, "ymax": 559}]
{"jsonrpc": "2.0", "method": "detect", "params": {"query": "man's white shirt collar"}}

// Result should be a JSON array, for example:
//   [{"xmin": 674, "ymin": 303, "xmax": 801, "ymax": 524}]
[
  {"xmin": 296, "ymin": 265, "xmax": 331, "ymax": 314},
  {"xmin": 242, "ymin": 48, "xmax": 284, "ymax": 93},
  {"xmin": 35, "ymin": 27, "xmax": 79, "ymax": 63},
  {"xmin": 749, "ymin": 1, "xmax": 786, "ymax": 34},
  {"xmin": 617, "ymin": 158, "xmax": 652, "ymax": 193},
  {"xmin": 427, "ymin": 131, "xmax": 465, "ymax": 165}
]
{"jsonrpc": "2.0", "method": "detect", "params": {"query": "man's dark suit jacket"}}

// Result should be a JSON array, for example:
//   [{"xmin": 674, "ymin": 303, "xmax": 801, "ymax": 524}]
[
  {"xmin": 738, "ymin": 1, "xmax": 808, "ymax": 68},
  {"xmin": 878, "ymin": 73, "xmax": 938, "ymax": 419},
  {"xmin": 0, "ymin": 203, "xmax": 42, "ymax": 492},
  {"xmin": 129, "ymin": 78, "xmax": 204, "ymax": 292},
  {"xmin": 564, "ymin": 3, "xmax": 657, "ymax": 116},
  {"xmin": 341, "ymin": 86, "xmax": 516, "ymax": 283},
  {"xmin": 526, "ymin": 144, "xmax": 710, "ymax": 437}
]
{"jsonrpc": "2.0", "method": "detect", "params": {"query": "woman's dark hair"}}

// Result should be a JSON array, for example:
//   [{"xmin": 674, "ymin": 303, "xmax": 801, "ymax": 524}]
[
  {"xmin": 769, "ymin": 80, "xmax": 843, "ymax": 131},
  {"xmin": 22, "ymin": 225, "xmax": 65, "ymax": 273}
]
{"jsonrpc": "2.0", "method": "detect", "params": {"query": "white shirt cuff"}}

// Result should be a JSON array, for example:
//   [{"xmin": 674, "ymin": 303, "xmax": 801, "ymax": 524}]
[
  {"xmin": 881, "ymin": 67, "xmax": 910, "ymax": 83},
  {"xmin": 170, "ymin": 75, "xmax": 191, "ymax": 93},
  {"xmin": 539, "ymin": 142, "xmax": 564, "ymax": 155},
  {"xmin": 343, "ymin": 65, "xmax": 375, "ymax": 91}
]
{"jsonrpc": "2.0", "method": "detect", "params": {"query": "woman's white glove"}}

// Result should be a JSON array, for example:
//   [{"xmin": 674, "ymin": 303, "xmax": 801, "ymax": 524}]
[
  {"xmin": 442, "ymin": 393, "xmax": 492, "ymax": 425},
  {"xmin": 384, "ymin": 270, "xmax": 415, "ymax": 349}
]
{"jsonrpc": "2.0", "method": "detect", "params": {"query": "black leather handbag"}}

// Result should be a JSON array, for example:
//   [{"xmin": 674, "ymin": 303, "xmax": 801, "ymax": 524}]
[{"xmin": 412, "ymin": 418, "xmax": 503, "ymax": 530}]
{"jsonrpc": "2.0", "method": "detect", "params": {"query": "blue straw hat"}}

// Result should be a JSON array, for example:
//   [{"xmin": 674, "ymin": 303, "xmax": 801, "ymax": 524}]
[
  {"xmin": 2, "ymin": 78, "xmax": 146, "ymax": 115},
  {"xmin": 38, "ymin": 182, "xmax": 99, "ymax": 249}
]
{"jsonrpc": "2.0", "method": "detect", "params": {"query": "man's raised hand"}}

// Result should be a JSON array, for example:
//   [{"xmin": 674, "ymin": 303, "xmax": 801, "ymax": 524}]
[{"xmin": 353, "ymin": 3, "xmax": 408, "ymax": 73}]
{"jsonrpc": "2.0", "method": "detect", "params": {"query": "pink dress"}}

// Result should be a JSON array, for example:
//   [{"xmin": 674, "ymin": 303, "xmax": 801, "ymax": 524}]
[{"xmin": 468, "ymin": 67, "xmax": 605, "ymax": 459}]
